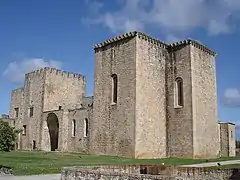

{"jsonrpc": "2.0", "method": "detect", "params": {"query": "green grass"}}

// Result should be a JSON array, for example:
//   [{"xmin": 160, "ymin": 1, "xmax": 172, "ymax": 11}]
[{"xmin": 0, "ymin": 151, "xmax": 239, "ymax": 175}]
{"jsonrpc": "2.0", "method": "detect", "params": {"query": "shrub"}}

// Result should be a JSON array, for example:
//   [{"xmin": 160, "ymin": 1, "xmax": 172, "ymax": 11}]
[{"xmin": 0, "ymin": 119, "xmax": 17, "ymax": 152}]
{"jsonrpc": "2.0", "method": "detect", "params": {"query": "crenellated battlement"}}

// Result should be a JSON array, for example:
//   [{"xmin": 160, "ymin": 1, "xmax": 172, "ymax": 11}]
[
  {"xmin": 25, "ymin": 67, "xmax": 86, "ymax": 81},
  {"xmin": 168, "ymin": 38, "xmax": 216, "ymax": 57},
  {"xmin": 45, "ymin": 67, "xmax": 86, "ymax": 81},
  {"xmin": 93, "ymin": 31, "xmax": 168, "ymax": 50},
  {"xmin": 25, "ymin": 67, "xmax": 46, "ymax": 77},
  {"xmin": 11, "ymin": 87, "xmax": 24, "ymax": 93},
  {"xmin": 93, "ymin": 31, "xmax": 216, "ymax": 57}
]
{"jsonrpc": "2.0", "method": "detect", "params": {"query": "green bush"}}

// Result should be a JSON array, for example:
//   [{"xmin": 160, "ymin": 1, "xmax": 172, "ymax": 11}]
[{"xmin": 0, "ymin": 119, "xmax": 16, "ymax": 152}]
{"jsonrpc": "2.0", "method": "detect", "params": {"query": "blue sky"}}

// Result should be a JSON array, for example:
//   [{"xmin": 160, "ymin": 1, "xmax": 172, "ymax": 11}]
[{"xmin": 0, "ymin": 0, "xmax": 240, "ymax": 130}]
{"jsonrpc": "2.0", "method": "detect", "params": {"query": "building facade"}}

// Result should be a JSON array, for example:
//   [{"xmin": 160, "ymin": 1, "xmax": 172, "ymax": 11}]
[{"xmin": 8, "ymin": 31, "xmax": 236, "ymax": 159}]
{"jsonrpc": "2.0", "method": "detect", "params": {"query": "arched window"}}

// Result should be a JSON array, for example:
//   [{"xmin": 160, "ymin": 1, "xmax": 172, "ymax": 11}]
[
  {"xmin": 111, "ymin": 48, "xmax": 115, "ymax": 59},
  {"xmin": 175, "ymin": 77, "xmax": 183, "ymax": 107},
  {"xmin": 72, "ymin": 119, "xmax": 76, "ymax": 137},
  {"xmin": 84, "ymin": 118, "xmax": 88, "ymax": 137},
  {"xmin": 111, "ymin": 74, "xmax": 118, "ymax": 104}
]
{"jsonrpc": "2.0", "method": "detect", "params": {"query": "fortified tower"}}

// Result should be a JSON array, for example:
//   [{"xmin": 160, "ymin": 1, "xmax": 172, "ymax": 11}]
[
  {"xmin": 9, "ymin": 67, "xmax": 86, "ymax": 150},
  {"xmin": 166, "ymin": 40, "xmax": 220, "ymax": 158},
  {"xmin": 90, "ymin": 31, "xmax": 220, "ymax": 159}
]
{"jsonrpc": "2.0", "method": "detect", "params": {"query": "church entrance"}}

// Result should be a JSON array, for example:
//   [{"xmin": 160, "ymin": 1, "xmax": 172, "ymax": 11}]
[{"xmin": 47, "ymin": 113, "xmax": 59, "ymax": 151}]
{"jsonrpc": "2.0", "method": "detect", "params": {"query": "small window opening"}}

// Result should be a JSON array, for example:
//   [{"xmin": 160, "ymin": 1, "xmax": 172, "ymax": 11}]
[
  {"xmin": 175, "ymin": 77, "xmax": 184, "ymax": 107},
  {"xmin": 111, "ymin": 74, "xmax": 118, "ymax": 104},
  {"xmin": 29, "ymin": 107, "xmax": 34, "ymax": 117},
  {"xmin": 23, "ymin": 125, "xmax": 26, "ymax": 136},
  {"xmin": 84, "ymin": 118, "xmax": 89, "ymax": 137},
  {"xmin": 111, "ymin": 48, "xmax": 115, "ymax": 59},
  {"xmin": 72, "ymin": 119, "xmax": 76, "ymax": 137},
  {"xmin": 33, "ymin": 140, "xmax": 36, "ymax": 150},
  {"xmin": 14, "ymin": 108, "xmax": 19, "ymax": 118},
  {"xmin": 59, "ymin": 106, "xmax": 62, "ymax": 110}
]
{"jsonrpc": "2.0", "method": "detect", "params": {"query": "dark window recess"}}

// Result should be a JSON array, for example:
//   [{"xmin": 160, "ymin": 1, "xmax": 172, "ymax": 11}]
[
  {"xmin": 111, "ymin": 74, "xmax": 118, "ymax": 104},
  {"xmin": 14, "ymin": 108, "xmax": 19, "ymax": 118},
  {"xmin": 29, "ymin": 107, "xmax": 34, "ymax": 117},
  {"xmin": 23, "ymin": 125, "xmax": 26, "ymax": 135},
  {"xmin": 33, "ymin": 140, "xmax": 36, "ymax": 150}
]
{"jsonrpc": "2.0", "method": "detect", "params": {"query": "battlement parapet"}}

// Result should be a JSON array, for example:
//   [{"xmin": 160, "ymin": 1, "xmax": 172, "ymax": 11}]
[
  {"xmin": 168, "ymin": 39, "xmax": 216, "ymax": 57},
  {"xmin": 11, "ymin": 87, "xmax": 24, "ymax": 93},
  {"xmin": 93, "ymin": 31, "xmax": 167, "ymax": 50},
  {"xmin": 25, "ymin": 67, "xmax": 86, "ymax": 81},
  {"xmin": 93, "ymin": 31, "xmax": 216, "ymax": 57}
]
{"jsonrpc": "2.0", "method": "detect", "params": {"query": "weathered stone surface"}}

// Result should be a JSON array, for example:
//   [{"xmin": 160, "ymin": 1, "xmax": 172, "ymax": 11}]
[
  {"xmin": 0, "ymin": 165, "xmax": 12, "ymax": 175},
  {"xmin": 60, "ymin": 165, "xmax": 240, "ymax": 180},
  {"xmin": 7, "ymin": 31, "xmax": 235, "ymax": 159},
  {"xmin": 219, "ymin": 122, "xmax": 236, "ymax": 157}
]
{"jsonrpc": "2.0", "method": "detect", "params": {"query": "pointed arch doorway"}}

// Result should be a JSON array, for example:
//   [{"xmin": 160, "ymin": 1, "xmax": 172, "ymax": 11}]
[{"xmin": 47, "ymin": 113, "xmax": 59, "ymax": 151}]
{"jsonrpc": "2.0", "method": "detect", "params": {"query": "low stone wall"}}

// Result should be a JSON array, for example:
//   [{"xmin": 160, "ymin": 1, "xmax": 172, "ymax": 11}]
[
  {"xmin": 0, "ymin": 165, "xmax": 12, "ymax": 175},
  {"xmin": 61, "ymin": 165, "xmax": 240, "ymax": 180}
]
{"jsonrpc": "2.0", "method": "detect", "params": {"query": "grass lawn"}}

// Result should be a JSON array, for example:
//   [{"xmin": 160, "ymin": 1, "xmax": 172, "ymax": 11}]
[{"xmin": 0, "ymin": 151, "xmax": 239, "ymax": 175}]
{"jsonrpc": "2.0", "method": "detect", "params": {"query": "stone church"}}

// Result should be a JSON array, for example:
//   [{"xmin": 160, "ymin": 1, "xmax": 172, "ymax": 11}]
[{"xmin": 7, "ymin": 31, "xmax": 236, "ymax": 159}]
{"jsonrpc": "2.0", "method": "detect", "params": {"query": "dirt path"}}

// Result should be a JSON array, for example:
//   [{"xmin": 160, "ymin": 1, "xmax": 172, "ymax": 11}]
[
  {"xmin": 0, "ymin": 174, "xmax": 60, "ymax": 180},
  {"xmin": 181, "ymin": 160, "xmax": 240, "ymax": 167}
]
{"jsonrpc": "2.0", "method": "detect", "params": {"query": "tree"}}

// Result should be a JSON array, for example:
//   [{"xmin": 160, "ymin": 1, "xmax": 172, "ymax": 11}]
[{"xmin": 0, "ymin": 119, "xmax": 16, "ymax": 152}]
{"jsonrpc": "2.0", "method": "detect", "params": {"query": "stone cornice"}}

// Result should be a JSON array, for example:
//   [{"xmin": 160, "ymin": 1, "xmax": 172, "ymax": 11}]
[{"xmin": 168, "ymin": 39, "xmax": 217, "ymax": 57}]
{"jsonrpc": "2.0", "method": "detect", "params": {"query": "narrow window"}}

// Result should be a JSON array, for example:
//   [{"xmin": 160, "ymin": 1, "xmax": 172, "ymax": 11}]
[
  {"xmin": 29, "ymin": 107, "xmax": 34, "ymax": 117},
  {"xmin": 59, "ymin": 106, "xmax": 62, "ymax": 110},
  {"xmin": 84, "ymin": 118, "xmax": 88, "ymax": 137},
  {"xmin": 23, "ymin": 125, "xmax": 26, "ymax": 136},
  {"xmin": 14, "ymin": 108, "xmax": 19, "ymax": 118},
  {"xmin": 111, "ymin": 74, "xmax": 118, "ymax": 104},
  {"xmin": 111, "ymin": 48, "xmax": 115, "ymax": 59},
  {"xmin": 175, "ymin": 77, "xmax": 184, "ymax": 107},
  {"xmin": 72, "ymin": 119, "xmax": 76, "ymax": 137},
  {"xmin": 33, "ymin": 140, "xmax": 36, "ymax": 150},
  {"xmin": 231, "ymin": 130, "xmax": 233, "ymax": 139}
]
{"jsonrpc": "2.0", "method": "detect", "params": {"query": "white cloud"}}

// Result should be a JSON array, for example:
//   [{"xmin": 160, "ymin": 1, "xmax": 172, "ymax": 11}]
[
  {"xmin": 223, "ymin": 88, "xmax": 240, "ymax": 107},
  {"xmin": 83, "ymin": 0, "xmax": 240, "ymax": 41},
  {"xmin": 3, "ymin": 58, "xmax": 63, "ymax": 83},
  {"xmin": 225, "ymin": 88, "xmax": 240, "ymax": 98}
]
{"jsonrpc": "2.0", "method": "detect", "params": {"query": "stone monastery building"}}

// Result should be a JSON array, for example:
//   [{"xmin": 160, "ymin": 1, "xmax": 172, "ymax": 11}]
[{"xmin": 8, "ymin": 31, "xmax": 236, "ymax": 159}]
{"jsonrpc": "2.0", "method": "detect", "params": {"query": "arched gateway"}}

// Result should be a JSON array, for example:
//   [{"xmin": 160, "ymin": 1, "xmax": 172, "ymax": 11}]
[{"xmin": 46, "ymin": 113, "xmax": 59, "ymax": 151}]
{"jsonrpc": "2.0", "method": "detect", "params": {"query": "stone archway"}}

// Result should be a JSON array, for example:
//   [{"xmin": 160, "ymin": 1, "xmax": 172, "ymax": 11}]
[{"xmin": 47, "ymin": 113, "xmax": 59, "ymax": 151}]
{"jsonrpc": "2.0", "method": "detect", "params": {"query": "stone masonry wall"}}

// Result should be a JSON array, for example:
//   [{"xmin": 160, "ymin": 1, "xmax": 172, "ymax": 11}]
[
  {"xmin": 166, "ymin": 45, "xmax": 194, "ymax": 158},
  {"xmin": 190, "ymin": 46, "xmax": 219, "ymax": 158},
  {"xmin": 43, "ymin": 67, "xmax": 86, "ymax": 112},
  {"xmin": 9, "ymin": 67, "xmax": 86, "ymax": 152},
  {"xmin": 67, "ymin": 106, "xmax": 92, "ymax": 153},
  {"xmin": 90, "ymin": 37, "xmax": 137, "ymax": 158},
  {"xmin": 22, "ymin": 70, "xmax": 45, "ymax": 150},
  {"xmin": 219, "ymin": 123, "xmax": 236, "ymax": 157},
  {"xmin": 228, "ymin": 123, "xmax": 236, "ymax": 157},
  {"xmin": 61, "ymin": 165, "xmax": 240, "ymax": 180},
  {"xmin": 9, "ymin": 88, "xmax": 24, "ymax": 149},
  {"xmin": 135, "ymin": 37, "xmax": 167, "ymax": 159}
]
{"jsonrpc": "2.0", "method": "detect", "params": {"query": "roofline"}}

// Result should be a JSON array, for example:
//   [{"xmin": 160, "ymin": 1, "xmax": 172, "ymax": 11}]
[
  {"xmin": 168, "ymin": 39, "xmax": 217, "ymax": 57},
  {"xmin": 93, "ymin": 31, "xmax": 217, "ymax": 57},
  {"xmin": 218, "ymin": 122, "xmax": 236, "ymax": 126},
  {"xmin": 93, "ymin": 31, "xmax": 167, "ymax": 50}
]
